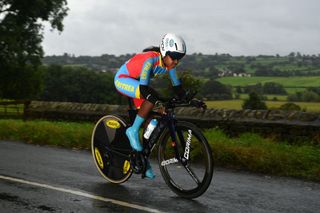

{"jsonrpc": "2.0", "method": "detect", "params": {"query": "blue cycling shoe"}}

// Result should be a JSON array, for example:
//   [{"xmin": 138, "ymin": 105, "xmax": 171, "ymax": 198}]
[
  {"xmin": 126, "ymin": 127, "xmax": 143, "ymax": 151},
  {"xmin": 145, "ymin": 161, "xmax": 155, "ymax": 179}
]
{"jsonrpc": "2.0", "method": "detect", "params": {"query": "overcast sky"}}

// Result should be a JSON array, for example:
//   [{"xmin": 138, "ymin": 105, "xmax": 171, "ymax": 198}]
[{"xmin": 42, "ymin": 0, "xmax": 320, "ymax": 56}]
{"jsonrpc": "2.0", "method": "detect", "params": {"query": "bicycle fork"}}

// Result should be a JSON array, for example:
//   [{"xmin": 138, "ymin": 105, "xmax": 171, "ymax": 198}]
[
  {"xmin": 167, "ymin": 120, "xmax": 189, "ymax": 166},
  {"xmin": 169, "ymin": 123, "xmax": 201, "ymax": 185}
]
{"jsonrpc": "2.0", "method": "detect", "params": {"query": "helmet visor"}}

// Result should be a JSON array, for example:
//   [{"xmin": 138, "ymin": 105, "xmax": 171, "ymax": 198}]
[{"xmin": 167, "ymin": 51, "xmax": 185, "ymax": 60}]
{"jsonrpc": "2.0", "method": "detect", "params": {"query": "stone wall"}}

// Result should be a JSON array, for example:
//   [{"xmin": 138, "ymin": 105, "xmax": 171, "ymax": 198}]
[
  {"xmin": 175, "ymin": 107, "xmax": 320, "ymax": 143},
  {"xmin": 24, "ymin": 101, "xmax": 128, "ymax": 122},
  {"xmin": 25, "ymin": 101, "xmax": 320, "ymax": 143}
]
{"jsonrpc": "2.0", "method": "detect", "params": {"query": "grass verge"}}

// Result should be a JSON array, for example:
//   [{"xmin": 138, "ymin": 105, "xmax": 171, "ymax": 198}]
[
  {"xmin": 0, "ymin": 119, "xmax": 93, "ymax": 149},
  {"xmin": 0, "ymin": 119, "xmax": 319, "ymax": 182},
  {"xmin": 205, "ymin": 128, "xmax": 320, "ymax": 182}
]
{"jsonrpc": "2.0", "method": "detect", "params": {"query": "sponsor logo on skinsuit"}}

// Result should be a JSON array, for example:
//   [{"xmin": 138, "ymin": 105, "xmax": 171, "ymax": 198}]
[
  {"xmin": 141, "ymin": 62, "xmax": 152, "ymax": 80},
  {"xmin": 115, "ymin": 80, "xmax": 134, "ymax": 92}
]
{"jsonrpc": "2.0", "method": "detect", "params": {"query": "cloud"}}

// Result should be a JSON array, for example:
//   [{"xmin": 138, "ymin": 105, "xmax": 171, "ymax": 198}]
[{"xmin": 42, "ymin": 0, "xmax": 320, "ymax": 56}]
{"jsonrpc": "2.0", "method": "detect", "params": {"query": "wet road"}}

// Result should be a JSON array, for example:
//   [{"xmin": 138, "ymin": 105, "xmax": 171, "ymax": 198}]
[{"xmin": 0, "ymin": 140, "xmax": 319, "ymax": 213}]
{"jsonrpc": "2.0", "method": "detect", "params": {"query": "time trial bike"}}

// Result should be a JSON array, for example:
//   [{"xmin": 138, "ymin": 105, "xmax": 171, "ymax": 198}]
[{"xmin": 91, "ymin": 96, "xmax": 214, "ymax": 199}]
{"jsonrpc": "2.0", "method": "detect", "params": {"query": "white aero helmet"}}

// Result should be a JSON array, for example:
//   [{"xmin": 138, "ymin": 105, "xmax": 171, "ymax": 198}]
[{"xmin": 160, "ymin": 33, "xmax": 186, "ymax": 60}]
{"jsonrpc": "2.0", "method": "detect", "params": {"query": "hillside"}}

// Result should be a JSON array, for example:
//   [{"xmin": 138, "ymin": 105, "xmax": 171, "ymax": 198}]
[{"xmin": 43, "ymin": 52, "xmax": 320, "ymax": 78}]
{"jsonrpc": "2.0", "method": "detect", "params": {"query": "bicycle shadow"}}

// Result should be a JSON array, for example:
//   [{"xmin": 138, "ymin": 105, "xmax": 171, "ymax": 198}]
[
  {"xmin": 90, "ymin": 182, "xmax": 131, "ymax": 199},
  {"xmin": 167, "ymin": 196, "xmax": 210, "ymax": 212}
]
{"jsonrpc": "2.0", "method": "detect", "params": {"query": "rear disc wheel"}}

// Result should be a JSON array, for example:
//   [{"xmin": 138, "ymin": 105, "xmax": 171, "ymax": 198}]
[{"xmin": 91, "ymin": 115, "xmax": 133, "ymax": 184}]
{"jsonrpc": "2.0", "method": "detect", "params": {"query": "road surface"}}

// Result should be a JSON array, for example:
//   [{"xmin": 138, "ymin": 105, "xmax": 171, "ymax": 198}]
[{"xmin": 0, "ymin": 140, "xmax": 319, "ymax": 213}]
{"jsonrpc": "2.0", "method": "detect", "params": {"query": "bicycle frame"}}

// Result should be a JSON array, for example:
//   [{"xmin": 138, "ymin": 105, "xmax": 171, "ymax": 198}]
[
  {"xmin": 143, "ymin": 110, "xmax": 178, "ymax": 156},
  {"xmin": 92, "ymin": 96, "xmax": 213, "ymax": 197},
  {"xmin": 129, "ymin": 106, "xmax": 187, "ymax": 169},
  {"xmin": 116, "ymin": 97, "xmax": 194, "ymax": 176}
]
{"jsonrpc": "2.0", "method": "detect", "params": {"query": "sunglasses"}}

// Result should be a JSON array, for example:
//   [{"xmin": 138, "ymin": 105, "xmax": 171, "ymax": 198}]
[{"xmin": 166, "ymin": 51, "xmax": 185, "ymax": 61}]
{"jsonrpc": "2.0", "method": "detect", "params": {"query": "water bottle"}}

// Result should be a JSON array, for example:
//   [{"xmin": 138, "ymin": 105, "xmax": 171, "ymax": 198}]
[{"xmin": 143, "ymin": 119, "xmax": 158, "ymax": 139}]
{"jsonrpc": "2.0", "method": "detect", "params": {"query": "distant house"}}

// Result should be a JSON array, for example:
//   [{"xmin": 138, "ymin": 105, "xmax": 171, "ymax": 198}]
[
  {"xmin": 233, "ymin": 73, "xmax": 251, "ymax": 77},
  {"xmin": 218, "ymin": 70, "xmax": 234, "ymax": 77},
  {"xmin": 219, "ymin": 70, "xmax": 251, "ymax": 77}
]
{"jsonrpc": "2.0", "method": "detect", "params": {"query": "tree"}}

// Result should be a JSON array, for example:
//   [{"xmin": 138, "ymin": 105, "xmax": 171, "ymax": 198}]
[
  {"xmin": 279, "ymin": 103, "xmax": 301, "ymax": 111},
  {"xmin": 288, "ymin": 90, "xmax": 320, "ymax": 102},
  {"xmin": 227, "ymin": 63, "xmax": 245, "ymax": 74},
  {"xmin": 288, "ymin": 52, "xmax": 295, "ymax": 63},
  {"xmin": 244, "ymin": 83, "xmax": 263, "ymax": 95},
  {"xmin": 201, "ymin": 79, "xmax": 233, "ymax": 100},
  {"xmin": 263, "ymin": 82, "xmax": 287, "ymax": 95},
  {"xmin": 42, "ymin": 65, "xmax": 120, "ymax": 104},
  {"xmin": 242, "ymin": 92, "xmax": 267, "ymax": 110},
  {"xmin": 0, "ymin": 0, "xmax": 68, "ymax": 99},
  {"xmin": 179, "ymin": 71, "xmax": 202, "ymax": 94},
  {"xmin": 0, "ymin": 64, "xmax": 44, "ymax": 99},
  {"xmin": 153, "ymin": 71, "xmax": 203, "ymax": 98}
]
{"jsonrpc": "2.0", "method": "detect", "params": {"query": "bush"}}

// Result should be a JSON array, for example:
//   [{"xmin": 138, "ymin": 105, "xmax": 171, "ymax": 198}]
[
  {"xmin": 263, "ymin": 82, "xmax": 287, "ymax": 95},
  {"xmin": 201, "ymin": 79, "xmax": 233, "ymax": 100},
  {"xmin": 279, "ymin": 103, "xmax": 302, "ymax": 111},
  {"xmin": 242, "ymin": 92, "xmax": 267, "ymax": 110},
  {"xmin": 288, "ymin": 90, "xmax": 320, "ymax": 102}
]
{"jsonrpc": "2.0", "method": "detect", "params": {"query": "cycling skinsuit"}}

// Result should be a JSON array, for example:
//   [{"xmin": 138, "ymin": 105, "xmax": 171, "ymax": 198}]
[{"xmin": 114, "ymin": 51, "xmax": 181, "ymax": 108}]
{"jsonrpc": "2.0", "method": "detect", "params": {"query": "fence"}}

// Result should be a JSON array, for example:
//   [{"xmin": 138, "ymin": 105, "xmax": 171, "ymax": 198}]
[{"xmin": 0, "ymin": 100, "xmax": 30, "ymax": 119}]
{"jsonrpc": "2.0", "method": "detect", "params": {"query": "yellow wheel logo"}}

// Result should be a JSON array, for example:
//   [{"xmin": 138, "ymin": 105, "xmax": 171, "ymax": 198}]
[
  {"xmin": 94, "ymin": 148, "xmax": 104, "ymax": 169},
  {"xmin": 123, "ymin": 160, "xmax": 131, "ymax": 174},
  {"xmin": 106, "ymin": 119, "xmax": 121, "ymax": 129}
]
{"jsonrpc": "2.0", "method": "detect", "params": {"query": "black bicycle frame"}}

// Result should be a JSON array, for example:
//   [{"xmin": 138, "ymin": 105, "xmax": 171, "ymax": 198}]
[
  {"xmin": 126, "ymin": 98, "xmax": 188, "ymax": 169},
  {"xmin": 142, "ymin": 109, "xmax": 185, "ymax": 164}
]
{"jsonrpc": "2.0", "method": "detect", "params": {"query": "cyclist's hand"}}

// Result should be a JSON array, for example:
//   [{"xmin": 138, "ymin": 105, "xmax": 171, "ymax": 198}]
[
  {"xmin": 185, "ymin": 91, "xmax": 196, "ymax": 102},
  {"xmin": 178, "ymin": 90, "xmax": 196, "ymax": 103},
  {"xmin": 155, "ymin": 100, "xmax": 167, "ymax": 115},
  {"xmin": 190, "ymin": 99, "xmax": 207, "ymax": 111}
]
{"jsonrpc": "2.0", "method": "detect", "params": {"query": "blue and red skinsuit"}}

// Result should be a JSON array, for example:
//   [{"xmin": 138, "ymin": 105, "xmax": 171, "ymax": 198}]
[{"xmin": 114, "ymin": 51, "xmax": 181, "ymax": 108}]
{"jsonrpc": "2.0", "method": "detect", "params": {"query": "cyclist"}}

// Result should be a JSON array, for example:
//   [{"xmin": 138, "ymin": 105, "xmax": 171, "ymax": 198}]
[{"xmin": 114, "ymin": 33, "xmax": 188, "ymax": 179}]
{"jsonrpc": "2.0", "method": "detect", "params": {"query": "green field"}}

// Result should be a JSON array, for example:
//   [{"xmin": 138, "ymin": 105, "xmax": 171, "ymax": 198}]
[
  {"xmin": 206, "ymin": 100, "xmax": 320, "ymax": 112},
  {"xmin": 217, "ymin": 76, "xmax": 320, "ymax": 88},
  {"xmin": 239, "ymin": 94, "xmax": 288, "ymax": 101}
]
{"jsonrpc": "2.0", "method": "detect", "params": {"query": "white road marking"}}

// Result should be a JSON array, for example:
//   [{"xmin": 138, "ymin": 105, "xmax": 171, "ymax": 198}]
[{"xmin": 0, "ymin": 175, "xmax": 165, "ymax": 213}]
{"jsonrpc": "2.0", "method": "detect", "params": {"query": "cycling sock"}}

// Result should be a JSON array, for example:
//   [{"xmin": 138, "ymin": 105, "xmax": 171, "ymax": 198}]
[
  {"xmin": 126, "ymin": 114, "xmax": 144, "ymax": 151},
  {"xmin": 145, "ymin": 161, "xmax": 155, "ymax": 179}
]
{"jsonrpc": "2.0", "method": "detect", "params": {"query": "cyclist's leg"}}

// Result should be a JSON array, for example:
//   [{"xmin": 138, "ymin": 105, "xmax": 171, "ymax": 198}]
[
  {"xmin": 114, "ymin": 68, "xmax": 155, "ymax": 178},
  {"xmin": 135, "ymin": 101, "xmax": 156, "ymax": 179},
  {"xmin": 133, "ymin": 101, "xmax": 155, "ymax": 179},
  {"xmin": 114, "ymin": 69, "xmax": 153, "ymax": 149},
  {"xmin": 126, "ymin": 101, "xmax": 154, "ymax": 148},
  {"xmin": 115, "ymin": 70, "xmax": 144, "ymax": 151},
  {"xmin": 145, "ymin": 159, "xmax": 155, "ymax": 179}
]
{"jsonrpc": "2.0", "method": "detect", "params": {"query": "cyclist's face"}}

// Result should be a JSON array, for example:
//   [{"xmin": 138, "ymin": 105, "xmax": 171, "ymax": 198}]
[{"xmin": 163, "ymin": 55, "xmax": 179, "ymax": 70}]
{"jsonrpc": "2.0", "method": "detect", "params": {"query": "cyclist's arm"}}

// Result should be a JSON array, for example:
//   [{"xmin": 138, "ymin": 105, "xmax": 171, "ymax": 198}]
[
  {"xmin": 168, "ymin": 68, "xmax": 181, "ymax": 86},
  {"xmin": 139, "ymin": 59, "xmax": 159, "ymax": 104},
  {"xmin": 168, "ymin": 68, "xmax": 187, "ymax": 99}
]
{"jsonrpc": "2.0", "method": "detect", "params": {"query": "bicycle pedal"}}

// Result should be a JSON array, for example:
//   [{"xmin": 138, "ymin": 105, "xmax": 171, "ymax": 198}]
[{"xmin": 130, "ymin": 159, "xmax": 142, "ymax": 174}]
